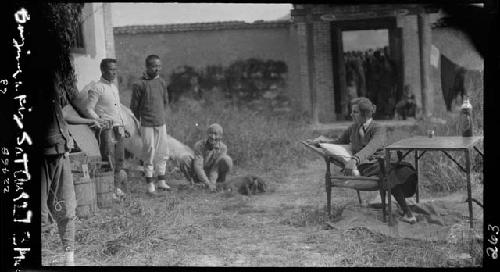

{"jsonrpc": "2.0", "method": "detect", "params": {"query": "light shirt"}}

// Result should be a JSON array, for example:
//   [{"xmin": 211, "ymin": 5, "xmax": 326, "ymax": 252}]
[
  {"xmin": 359, "ymin": 118, "xmax": 372, "ymax": 137},
  {"xmin": 87, "ymin": 77, "xmax": 124, "ymax": 126},
  {"xmin": 362, "ymin": 118, "xmax": 373, "ymax": 131}
]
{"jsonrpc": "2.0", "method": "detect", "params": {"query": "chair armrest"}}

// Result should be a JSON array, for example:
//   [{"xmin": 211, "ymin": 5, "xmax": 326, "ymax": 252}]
[
  {"xmin": 329, "ymin": 175, "xmax": 380, "ymax": 181},
  {"xmin": 331, "ymin": 178, "xmax": 380, "ymax": 191}
]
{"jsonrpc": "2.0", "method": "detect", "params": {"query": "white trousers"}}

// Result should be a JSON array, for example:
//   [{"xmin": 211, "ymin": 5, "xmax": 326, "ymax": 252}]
[{"xmin": 141, "ymin": 125, "xmax": 168, "ymax": 178}]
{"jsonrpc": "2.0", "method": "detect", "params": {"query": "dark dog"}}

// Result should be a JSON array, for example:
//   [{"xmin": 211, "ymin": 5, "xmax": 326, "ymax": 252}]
[{"xmin": 220, "ymin": 175, "xmax": 267, "ymax": 195}]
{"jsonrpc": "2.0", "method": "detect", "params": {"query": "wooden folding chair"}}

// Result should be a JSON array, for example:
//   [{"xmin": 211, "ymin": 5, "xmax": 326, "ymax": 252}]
[
  {"xmin": 325, "ymin": 157, "xmax": 387, "ymax": 222},
  {"xmin": 301, "ymin": 141, "xmax": 388, "ymax": 222}
]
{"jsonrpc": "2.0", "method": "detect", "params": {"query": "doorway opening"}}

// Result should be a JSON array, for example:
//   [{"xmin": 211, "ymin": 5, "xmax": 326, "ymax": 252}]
[
  {"xmin": 342, "ymin": 29, "xmax": 395, "ymax": 120},
  {"xmin": 331, "ymin": 18, "xmax": 404, "ymax": 121}
]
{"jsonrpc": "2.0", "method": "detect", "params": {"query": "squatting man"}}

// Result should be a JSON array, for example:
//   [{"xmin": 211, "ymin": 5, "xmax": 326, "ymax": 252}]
[{"xmin": 180, "ymin": 123, "xmax": 233, "ymax": 192}]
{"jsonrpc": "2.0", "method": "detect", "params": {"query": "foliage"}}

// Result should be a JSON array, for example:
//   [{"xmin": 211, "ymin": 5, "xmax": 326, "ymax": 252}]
[
  {"xmin": 166, "ymin": 58, "xmax": 288, "ymax": 104},
  {"xmin": 33, "ymin": 3, "xmax": 83, "ymax": 105}
]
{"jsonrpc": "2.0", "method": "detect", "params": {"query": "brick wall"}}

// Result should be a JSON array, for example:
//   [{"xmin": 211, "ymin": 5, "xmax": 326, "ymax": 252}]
[
  {"xmin": 114, "ymin": 21, "xmax": 301, "ymax": 107},
  {"xmin": 398, "ymin": 15, "xmax": 422, "ymax": 113},
  {"xmin": 313, "ymin": 21, "xmax": 335, "ymax": 123},
  {"xmin": 296, "ymin": 22, "xmax": 312, "ymax": 116},
  {"xmin": 103, "ymin": 3, "xmax": 115, "ymax": 59},
  {"xmin": 295, "ymin": 21, "xmax": 335, "ymax": 121}
]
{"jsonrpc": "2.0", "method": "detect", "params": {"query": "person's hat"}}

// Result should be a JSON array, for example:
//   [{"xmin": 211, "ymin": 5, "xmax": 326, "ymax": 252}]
[{"xmin": 208, "ymin": 123, "xmax": 223, "ymax": 135}]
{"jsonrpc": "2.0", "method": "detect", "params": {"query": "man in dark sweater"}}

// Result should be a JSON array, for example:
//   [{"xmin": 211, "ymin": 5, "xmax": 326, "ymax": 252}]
[{"xmin": 130, "ymin": 55, "xmax": 170, "ymax": 196}]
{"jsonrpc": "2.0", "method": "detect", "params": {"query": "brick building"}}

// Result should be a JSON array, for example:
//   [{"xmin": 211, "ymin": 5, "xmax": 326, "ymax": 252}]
[
  {"xmin": 292, "ymin": 4, "xmax": 440, "ymax": 123},
  {"xmin": 114, "ymin": 20, "xmax": 301, "ymax": 107},
  {"xmin": 112, "ymin": 4, "xmax": 483, "ymax": 123}
]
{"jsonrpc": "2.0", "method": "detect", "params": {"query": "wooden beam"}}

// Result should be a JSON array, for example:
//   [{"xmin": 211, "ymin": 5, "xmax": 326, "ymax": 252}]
[
  {"xmin": 332, "ymin": 26, "xmax": 348, "ymax": 120},
  {"xmin": 306, "ymin": 20, "xmax": 319, "ymax": 125},
  {"xmin": 418, "ymin": 12, "xmax": 433, "ymax": 117}
]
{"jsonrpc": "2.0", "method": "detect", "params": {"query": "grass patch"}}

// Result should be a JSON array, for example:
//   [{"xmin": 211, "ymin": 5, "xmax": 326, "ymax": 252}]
[{"xmin": 164, "ymin": 90, "xmax": 316, "ymax": 171}]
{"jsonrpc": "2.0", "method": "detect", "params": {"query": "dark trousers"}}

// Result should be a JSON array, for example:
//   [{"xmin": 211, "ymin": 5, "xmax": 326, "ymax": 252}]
[
  {"xmin": 179, "ymin": 154, "xmax": 232, "ymax": 185},
  {"xmin": 358, "ymin": 161, "xmax": 416, "ymax": 215},
  {"xmin": 98, "ymin": 128, "xmax": 124, "ymax": 186},
  {"xmin": 41, "ymin": 154, "xmax": 76, "ymax": 251}
]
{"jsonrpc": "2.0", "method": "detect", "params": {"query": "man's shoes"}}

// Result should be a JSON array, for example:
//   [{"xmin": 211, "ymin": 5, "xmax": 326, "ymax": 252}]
[
  {"xmin": 112, "ymin": 188, "xmax": 126, "ymax": 201},
  {"xmin": 64, "ymin": 251, "xmax": 75, "ymax": 266},
  {"xmin": 146, "ymin": 190, "xmax": 165, "ymax": 198},
  {"xmin": 157, "ymin": 180, "xmax": 171, "ymax": 191},
  {"xmin": 116, "ymin": 188, "xmax": 126, "ymax": 197},
  {"xmin": 400, "ymin": 214, "xmax": 417, "ymax": 224}
]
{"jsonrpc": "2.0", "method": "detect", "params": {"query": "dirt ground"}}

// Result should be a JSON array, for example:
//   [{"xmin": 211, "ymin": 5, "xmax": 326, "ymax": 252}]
[{"xmin": 41, "ymin": 159, "xmax": 479, "ymax": 267}]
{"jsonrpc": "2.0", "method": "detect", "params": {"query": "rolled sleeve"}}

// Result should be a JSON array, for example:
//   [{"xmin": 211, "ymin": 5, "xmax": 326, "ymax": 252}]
[
  {"xmin": 193, "ymin": 141, "xmax": 210, "ymax": 184},
  {"xmin": 85, "ymin": 88, "xmax": 101, "ymax": 119}
]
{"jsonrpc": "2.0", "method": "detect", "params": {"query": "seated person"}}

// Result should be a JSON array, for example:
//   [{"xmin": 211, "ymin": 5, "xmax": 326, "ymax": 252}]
[
  {"xmin": 179, "ymin": 123, "xmax": 233, "ymax": 192},
  {"xmin": 395, "ymin": 85, "xmax": 416, "ymax": 120},
  {"xmin": 310, "ymin": 97, "xmax": 417, "ymax": 224}
]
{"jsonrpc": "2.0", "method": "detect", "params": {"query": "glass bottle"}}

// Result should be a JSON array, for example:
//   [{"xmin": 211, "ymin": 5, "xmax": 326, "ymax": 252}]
[{"xmin": 460, "ymin": 96, "xmax": 473, "ymax": 137}]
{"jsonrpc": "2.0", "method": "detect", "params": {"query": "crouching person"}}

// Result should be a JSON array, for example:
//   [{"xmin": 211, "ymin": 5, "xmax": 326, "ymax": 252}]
[{"xmin": 180, "ymin": 123, "xmax": 233, "ymax": 192}]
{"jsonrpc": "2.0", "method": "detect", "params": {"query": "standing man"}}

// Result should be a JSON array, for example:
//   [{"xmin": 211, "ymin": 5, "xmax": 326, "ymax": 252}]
[
  {"xmin": 84, "ymin": 58, "xmax": 127, "ymax": 198},
  {"xmin": 180, "ymin": 123, "xmax": 233, "ymax": 192},
  {"xmin": 41, "ymin": 79, "xmax": 77, "ymax": 266},
  {"xmin": 130, "ymin": 55, "xmax": 171, "ymax": 196}
]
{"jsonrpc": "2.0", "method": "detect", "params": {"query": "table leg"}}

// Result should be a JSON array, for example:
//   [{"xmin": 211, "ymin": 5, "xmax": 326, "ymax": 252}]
[
  {"xmin": 415, "ymin": 150, "xmax": 420, "ymax": 203},
  {"xmin": 385, "ymin": 149, "xmax": 392, "ymax": 226},
  {"xmin": 465, "ymin": 149, "xmax": 473, "ymax": 228},
  {"xmin": 326, "ymin": 159, "xmax": 332, "ymax": 216}
]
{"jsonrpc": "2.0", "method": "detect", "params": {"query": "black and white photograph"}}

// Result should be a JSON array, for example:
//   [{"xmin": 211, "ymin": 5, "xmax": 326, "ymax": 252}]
[{"xmin": 0, "ymin": 1, "xmax": 496, "ymax": 269}]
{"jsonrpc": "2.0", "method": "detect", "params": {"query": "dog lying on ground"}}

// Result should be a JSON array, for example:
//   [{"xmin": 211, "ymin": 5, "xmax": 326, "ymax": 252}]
[{"xmin": 219, "ymin": 175, "xmax": 267, "ymax": 196}]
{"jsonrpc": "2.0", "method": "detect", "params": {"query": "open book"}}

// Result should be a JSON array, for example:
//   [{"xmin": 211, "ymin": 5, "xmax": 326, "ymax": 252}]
[{"xmin": 318, "ymin": 143, "xmax": 353, "ymax": 166}]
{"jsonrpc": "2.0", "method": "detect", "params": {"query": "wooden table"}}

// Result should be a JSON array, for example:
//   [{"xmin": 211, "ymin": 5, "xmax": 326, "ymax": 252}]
[{"xmin": 384, "ymin": 136, "xmax": 483, "ymax": 227}]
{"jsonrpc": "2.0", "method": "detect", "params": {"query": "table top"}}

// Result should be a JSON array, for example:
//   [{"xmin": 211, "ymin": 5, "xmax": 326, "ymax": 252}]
[{"xmin": 385, "ymin": 136, "xmax": 483, "ymax": 150}]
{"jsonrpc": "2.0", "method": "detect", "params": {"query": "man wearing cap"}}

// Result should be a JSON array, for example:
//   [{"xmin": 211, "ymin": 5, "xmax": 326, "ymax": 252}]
[
  {"xmin": 130, "ymin": 55, "xmax": 171, "ymax": 196},
  {"xmin": 180, "ymin": 123, "xmax": 233, "ymax": 192},
  {"xmin": 311, "ymin": 97, "xmax": 417, "ymax": 224}
]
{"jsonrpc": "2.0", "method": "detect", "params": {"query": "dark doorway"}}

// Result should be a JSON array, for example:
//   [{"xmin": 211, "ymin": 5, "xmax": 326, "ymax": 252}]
[{"xmin": 331, "ymin": 17, "xmax": 403, "ymax": 120}]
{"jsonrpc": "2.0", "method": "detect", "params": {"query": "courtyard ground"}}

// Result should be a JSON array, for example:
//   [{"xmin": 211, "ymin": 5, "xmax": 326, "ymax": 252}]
[{"xmin": 41, "ymin": 158, "xmax": 482, "ymax": 267}]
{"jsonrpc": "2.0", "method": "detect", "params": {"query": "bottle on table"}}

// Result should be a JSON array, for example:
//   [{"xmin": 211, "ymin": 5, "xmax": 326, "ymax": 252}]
[{"xmin": 460, "ymin": 96, "xmax": 473, "ymax": 137}]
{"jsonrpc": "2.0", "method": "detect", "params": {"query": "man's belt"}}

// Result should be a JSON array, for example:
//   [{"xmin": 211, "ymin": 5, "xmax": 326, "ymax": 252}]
[{"xmin": 44, "ymin": 142, "xmax": 70, "ymax": 155}]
